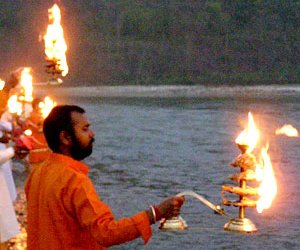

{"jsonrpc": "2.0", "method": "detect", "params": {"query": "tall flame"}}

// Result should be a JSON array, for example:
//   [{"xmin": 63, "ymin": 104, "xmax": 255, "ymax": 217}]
[
  {"xmin": 44, "ymin": 4, "xmax": 68, "ymax": 76},
  {"xmin": 7, "ymin": 68, "xmax": 33, "ymax": 118},
  {"xmin": 0, "ymin": 79, "xmax": 5, "ymax": 90},
  {"xmin": 20, "ymin": 67, "xmax": 33, "ymax": 103},
  {"xmin": 39, "ymin": 96, "xmax": 57, "ymax": 118},
  {"xmin": 275, "ymin": 124, "xmax": 298, "ymax": 137},
  {"xmin": 256, "ymin": 145, "xmax": 277, "ymax": 213},
  {"xmin": 235, "ymin": 112, "xmax": 260, "ymax": 153}
]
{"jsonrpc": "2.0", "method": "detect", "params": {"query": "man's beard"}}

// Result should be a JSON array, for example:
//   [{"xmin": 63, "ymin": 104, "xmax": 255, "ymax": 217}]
[{"xmin": 70, "ymin": 135, "xmax": 94, "ymax": 161}]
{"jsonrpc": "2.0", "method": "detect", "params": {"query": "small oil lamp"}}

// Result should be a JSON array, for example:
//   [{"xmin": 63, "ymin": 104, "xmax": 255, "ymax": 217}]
[
  {"xmin": 159, "ymin": 216, "xmax": 187, "ymax": 231},
  {"xmin": 222, "ymin": 112, "xmax": 277, "ymax": 233},
  {"xmin": 159, "ymin": 191, "xmax": 226, "ymax": 231},
  {"xmin": 222, "ymin": 112, "xmax": 259, "ymax": 232}
]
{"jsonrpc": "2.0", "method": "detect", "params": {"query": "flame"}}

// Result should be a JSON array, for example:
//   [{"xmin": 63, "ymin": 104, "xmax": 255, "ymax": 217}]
[
  {"xmin": 7, "ymin": 68, "xmax": 33, "ymax": 117},
  {"xmin": 19, "ymin": 68, "xmax": 33, "ymax": 102},
  {"xmin": 235, "ymin": 112, "xmax": 260, "ymax": 153},
  {"xmin": 44, "ymin": 4, "xmax": 68, "ymax": 76},
  {"xmin": 39, "ymin": 96, "xmax": 57, "ymax": 118},
  {"xmin": 0, "ymin": 79, "xmax": 5, "ymax": 90},
  {"xmin": 7, "ymin": 95, "xmax": 22, "ymax": 115},
  {"xmin": 24, "ymin": 129, "xmax": 32, "ymax": 136},
  {"xmin": 256, "ymin": 145, "xmax": 277, "ymax": 213},
  {"xmin": 275, "ymin": 124, "xmax": 298, "ymax": 137}
]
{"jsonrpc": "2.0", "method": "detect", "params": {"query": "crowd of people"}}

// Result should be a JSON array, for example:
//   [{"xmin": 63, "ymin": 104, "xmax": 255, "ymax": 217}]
[
  {"xmin": 0, "ymin": 69, "xmax": 185, "ymax": 249},
  {"xmin": 0, "ymin": 68, "xmax": 30, "ymax": 249}
]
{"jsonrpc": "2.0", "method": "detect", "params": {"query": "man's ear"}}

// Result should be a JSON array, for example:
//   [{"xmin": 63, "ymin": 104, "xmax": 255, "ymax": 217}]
[{"xmin": 59, "ymin": 131, "xmax": 72, "ymax": 146}]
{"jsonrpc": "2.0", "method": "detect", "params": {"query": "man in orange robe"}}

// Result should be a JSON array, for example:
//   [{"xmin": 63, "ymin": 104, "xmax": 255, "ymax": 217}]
[{"xmin": 25, "ymin": 105, "xmax": 184, "ymax": 249}]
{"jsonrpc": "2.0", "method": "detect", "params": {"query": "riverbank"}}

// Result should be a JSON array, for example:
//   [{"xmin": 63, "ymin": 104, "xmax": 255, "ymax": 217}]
[{"xmin": 34, "ymin": 84, "xmax": 300, "ymax": 98}]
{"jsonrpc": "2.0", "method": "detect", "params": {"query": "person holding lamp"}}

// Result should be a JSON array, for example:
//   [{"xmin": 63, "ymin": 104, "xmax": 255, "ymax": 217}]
[{"xmin": 25, "ymin": 105, "xmax": 185, "ymax": 250}]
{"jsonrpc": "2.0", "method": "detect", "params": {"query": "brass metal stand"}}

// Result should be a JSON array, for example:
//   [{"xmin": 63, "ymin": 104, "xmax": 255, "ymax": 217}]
[{"xmin": 222, "ymin": 144, "xmax": 258, "ymax": 233}]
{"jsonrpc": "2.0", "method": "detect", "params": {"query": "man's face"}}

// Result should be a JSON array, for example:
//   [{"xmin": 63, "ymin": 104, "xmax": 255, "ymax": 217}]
[{"xmin": 69, "ymin": 112, "xmax": 95, "ymax": 160}]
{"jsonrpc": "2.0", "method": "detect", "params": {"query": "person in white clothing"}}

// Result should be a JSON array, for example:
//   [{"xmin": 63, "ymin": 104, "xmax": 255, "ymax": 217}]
[
  {"xmin": 0, "ymin": 121, "xmax": 17, "ymax": 202},
  {"xmin": 0, "ymin": 121, "xmax": 29, "ymax": 244},
  {"xmin": 0, "ymin": 147, "xmax": 20, "ymax": 243}
]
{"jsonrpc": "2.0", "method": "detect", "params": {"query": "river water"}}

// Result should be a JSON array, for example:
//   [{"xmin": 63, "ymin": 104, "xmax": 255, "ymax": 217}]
[{"xmin": 58, "ymin": 94, "xmax": 299, "ymax": 250}]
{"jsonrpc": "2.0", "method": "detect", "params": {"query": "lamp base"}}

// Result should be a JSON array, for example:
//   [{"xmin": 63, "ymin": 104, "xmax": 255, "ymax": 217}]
[
  {"xmin": 159, "ymin": 216, "xmax": 188, "ymax": 231},
  {"xmin": 224, "ymin": 218, "xmax": 257, "ymax": 233}
]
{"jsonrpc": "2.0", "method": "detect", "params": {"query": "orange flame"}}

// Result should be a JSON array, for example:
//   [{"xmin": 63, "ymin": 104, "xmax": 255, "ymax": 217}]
[
  {"xmin": 7, "ymin": 68, "xmax": 33, "ymax": 117},
  {"xmin": 235, "ymin": 112, "xmax": 260, "ymax": 153},
  {"xmin": 7, "ymin": 95, "xmax": 22, "ymax": 115},
  {"xmin": 256, "ymin": 145, "xmax": 277, "ymax": 213},
  {"xmin": 39, "ymin": 96, "xmax": 57, "ymax": 118},
  {"xmin": 44, "ymin": 4, "xmax": 68, "ymax": 76},
  {"xmin": 20, "ymin": 68, "xmax": 33, "ymax": 103},
  {"xmin": 275, "ymin": 124, "xmax": 298, "ymax": 137},
  {"xmin": 24, "ymin": 129, "xmax": 32, "ymax": 136},
  {"xmin": 0, "ymin": 79, "xmax": 5, "ymax": 90}
]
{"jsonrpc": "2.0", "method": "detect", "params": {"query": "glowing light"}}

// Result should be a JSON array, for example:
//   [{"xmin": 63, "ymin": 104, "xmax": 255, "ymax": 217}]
[
  {"xmin": 0, "ymin": 79, "xmax": 5, "ymax": 90},
  {"xmin": 20, "ymin": 68, "xmax": 33, "ymax": 103},
  {"xmin": 235, "ymin": 112, "xmax": 260, "ymax": 153},
  {"xmin": 44, "ymin": 4, "xmax": 68, "ymax": 77},
  {"xmin": 275, "ymin": 124, "xmax": 298, "ymax": 137},
  {"xmin": 39, "ymin": 96, "xmax": 57, "ymax": 118},
  {"xmin": 7, "ymin": 95, "xmax": 22, "ymax": 115},
  {"xmin": 24, "ymin": 129, "xmax": 32, "ymax": 136},
  {"xmin": 256, "ymin": 145, "xmax": 277, "ymax": 213}
]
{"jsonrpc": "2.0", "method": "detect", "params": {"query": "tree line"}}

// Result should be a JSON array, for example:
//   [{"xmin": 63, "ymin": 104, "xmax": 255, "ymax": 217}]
[{"xmin": 0, "ymin": 0, "xmax": 299, "ymax": 86}]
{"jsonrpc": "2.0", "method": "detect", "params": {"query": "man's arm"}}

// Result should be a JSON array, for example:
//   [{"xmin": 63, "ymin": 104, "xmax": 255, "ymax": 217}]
[
  {"xmin": 67, "ymin": 177, "xmax": 152, "ymax": 247},
  {"xmin": 68, "ymin": 176, "xmax": 184, "ymax": 247}
]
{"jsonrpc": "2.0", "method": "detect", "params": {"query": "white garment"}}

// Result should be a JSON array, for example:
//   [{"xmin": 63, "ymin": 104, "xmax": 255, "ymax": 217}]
[
  {"xmin": 0, "ymin": 120, "xmax": 17, "ymax": 201},
  {"xmin": 0, "ymin": 147, "xmax": 20, "ymax": 242},
  {"xmin": 0, "ymin": 147, "xmax": 17, "ymax": 202},
  {"xmin": 0, "ymin": 120, "xmax": 12, "ymax": 133}
]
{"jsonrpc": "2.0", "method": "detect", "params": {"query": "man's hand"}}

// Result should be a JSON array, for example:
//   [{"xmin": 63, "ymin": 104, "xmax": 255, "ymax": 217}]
[
  {"xmin": 14, "ymin": 145, "xmax": 29, "ymax": 159},
  {"xmin": 13, "ymin": 135, "xmax": 34, "ymax": 159},
  {"xmin": 146, "ymin": 196, "xmax": 185, "ymax": 224}
]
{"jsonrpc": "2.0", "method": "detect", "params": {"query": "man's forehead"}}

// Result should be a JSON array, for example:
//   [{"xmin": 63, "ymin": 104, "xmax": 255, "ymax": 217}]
[{"xmin": 70, "ymin": 112, "xmax": 89, "ymax": 126}]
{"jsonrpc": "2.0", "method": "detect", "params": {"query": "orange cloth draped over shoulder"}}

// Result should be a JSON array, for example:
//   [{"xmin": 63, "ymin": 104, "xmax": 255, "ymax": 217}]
[
  {"xmin": 25, "ymin": 153, "xmax": 152, "ymax": 250},
  {"xmin": 27, "ymin": 112, "xmax": 51, "ymax": 164}
]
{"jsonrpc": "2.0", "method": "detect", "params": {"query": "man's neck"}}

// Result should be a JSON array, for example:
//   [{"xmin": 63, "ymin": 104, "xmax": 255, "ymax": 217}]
[{"xmin": 57, "ymin": 148, "xmax": 73, "ymax": 159}]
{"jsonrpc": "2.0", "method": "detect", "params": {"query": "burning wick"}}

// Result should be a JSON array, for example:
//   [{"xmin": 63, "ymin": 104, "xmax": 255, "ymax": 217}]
[{"xmin": 235, "ymin": 112, "xmax": 259, "ymax": 154}]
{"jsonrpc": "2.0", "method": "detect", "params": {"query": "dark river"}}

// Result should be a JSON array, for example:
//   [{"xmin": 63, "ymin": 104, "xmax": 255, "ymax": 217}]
[{"xmin": 60, "ymin": 94, "xmax": 300, "ymax": 249}]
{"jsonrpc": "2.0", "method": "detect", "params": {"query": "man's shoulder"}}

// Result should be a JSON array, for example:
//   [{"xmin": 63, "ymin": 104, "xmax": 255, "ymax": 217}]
[{"xmin": 47, "ymin": 153, "xmax": 89, "ymax": 175}]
